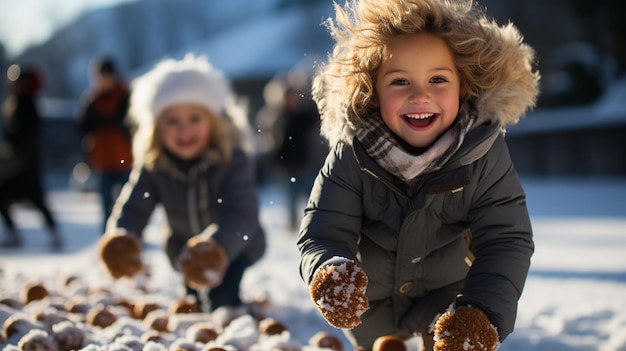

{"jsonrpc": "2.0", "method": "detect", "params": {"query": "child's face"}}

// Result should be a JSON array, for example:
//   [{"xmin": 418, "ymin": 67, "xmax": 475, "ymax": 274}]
[
  {"xmin": 376, "ymin": 32, "xmax": 460, "ymax": 148},
  {"xmin": 157, "ymin": 103, "xmax": 212, "ymax": 160}
]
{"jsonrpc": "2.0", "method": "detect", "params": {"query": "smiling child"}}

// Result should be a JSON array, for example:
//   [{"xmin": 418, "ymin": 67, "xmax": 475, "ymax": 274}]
[{"xmin": 297, "ymin": 0, "xmax": 540, "ymax": 350}]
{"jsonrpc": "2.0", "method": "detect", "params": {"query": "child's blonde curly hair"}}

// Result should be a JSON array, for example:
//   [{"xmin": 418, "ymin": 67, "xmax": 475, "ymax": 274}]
[{"xmin": 313, "ymin": 0, "xmax": 540, "ymax": 145}]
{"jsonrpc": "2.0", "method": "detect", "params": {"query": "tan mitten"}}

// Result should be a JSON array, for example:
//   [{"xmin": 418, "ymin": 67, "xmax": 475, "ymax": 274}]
[
  {"xmin": 309, "ymin": 258, "xmax": 369, "ymax": 329},
  {"xmin": 97, "ymin": 230, "xmax": 143, "ymax": 279},
  {"xmin": 177, "ymin": 237, "xmax": 228, "ymax": 289},
  {"xmin": 433, "ymin": 305, "xmax": 499, "ymax": 351}
]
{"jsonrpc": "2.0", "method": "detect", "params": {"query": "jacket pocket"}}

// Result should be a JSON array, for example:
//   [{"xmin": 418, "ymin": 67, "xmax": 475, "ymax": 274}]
[{"xmin": 422, "ymin": 232, "xmax": 471, "ymax": 287}]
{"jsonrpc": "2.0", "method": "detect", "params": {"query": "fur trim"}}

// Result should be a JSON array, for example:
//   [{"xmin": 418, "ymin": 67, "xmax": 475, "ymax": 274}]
[{"xmin": 474, "ymin": 23, "xmax": 540, "ymax": 129}]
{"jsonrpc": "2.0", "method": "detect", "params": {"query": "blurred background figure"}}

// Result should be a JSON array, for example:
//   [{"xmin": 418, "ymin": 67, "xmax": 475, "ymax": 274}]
[
  {"xmin": 255, "ymin": 64, "xmax": 327, "ymax": 231},
  {"xmin": 0, "ymin": 64, "xmax": 62, "ymax": 248},
  {"xmin": 76, "ymin": 55, "xmax": 133, "ymax": 231},
  {"xmin": 537, "ymin": 41, "xmax": 618, "ymax": 108}
]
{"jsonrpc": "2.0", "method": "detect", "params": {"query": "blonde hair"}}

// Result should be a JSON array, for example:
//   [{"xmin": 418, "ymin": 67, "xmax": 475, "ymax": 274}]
[{"xmin": 313, "ymin": 0, "xmax": 540, "ymax": 144}]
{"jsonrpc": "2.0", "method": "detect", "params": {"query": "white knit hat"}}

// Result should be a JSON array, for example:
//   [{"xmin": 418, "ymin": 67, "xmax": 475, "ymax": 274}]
[{"xmin": 130, "ymin": 54, "xmax": 232, "ymax": 123}]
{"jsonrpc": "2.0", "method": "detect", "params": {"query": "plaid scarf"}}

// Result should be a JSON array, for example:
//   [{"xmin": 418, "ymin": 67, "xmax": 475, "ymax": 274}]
[{"xmin": 355, "ymin": 102, "xmax": 477, "ymax": 182}]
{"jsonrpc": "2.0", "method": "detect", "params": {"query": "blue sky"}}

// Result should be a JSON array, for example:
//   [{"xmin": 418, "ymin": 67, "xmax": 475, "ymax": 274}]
[{"xmin": 0, "ymin": 0, "xmax": 138, "ymax": 58}]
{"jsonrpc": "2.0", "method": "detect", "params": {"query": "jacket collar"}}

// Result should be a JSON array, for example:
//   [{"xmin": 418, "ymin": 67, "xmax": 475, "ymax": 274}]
[
  {"xmin": 153, "ymin": 152, "xmax": 215, "ymax": 181},
  {"xmin": 352, "ymin": 120, "xmax": 501, "ymax": 196}
]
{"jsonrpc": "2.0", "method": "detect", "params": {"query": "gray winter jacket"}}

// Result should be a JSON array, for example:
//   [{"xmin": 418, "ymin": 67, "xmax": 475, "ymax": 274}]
[
  {"xmin": 297, "ymin": 119, "xmax": 534, "ymax": 340},
  {"xmin": 108, "ymin": 149, "xmax": 266, "ymax": 268}
]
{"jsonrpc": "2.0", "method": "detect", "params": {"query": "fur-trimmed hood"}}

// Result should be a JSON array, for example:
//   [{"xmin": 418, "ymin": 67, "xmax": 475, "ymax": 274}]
[
  {"xmin": 313, "ymin": 0, "xmax": 540, "ymax": 147},
  {"xmin": 471, "ymin": 23, "xmax": 540, "ymax": 129}
]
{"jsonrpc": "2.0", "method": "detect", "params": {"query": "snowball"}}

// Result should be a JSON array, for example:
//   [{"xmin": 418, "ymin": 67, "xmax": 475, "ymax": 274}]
[{"xmin": 17, "ymin": 329, "xmax": 58, "ymax": 351}]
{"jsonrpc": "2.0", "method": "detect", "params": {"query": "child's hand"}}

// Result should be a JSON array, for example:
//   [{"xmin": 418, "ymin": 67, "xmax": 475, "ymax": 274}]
[
  {"xmin": 433, "ymin": 305, "xmax": 499, "ymax": 351},
  {"xmin": 309, "ymin": 258, "xmax": 369, "ymax": 329},
  {"xmin": 177, "ymin": 237, "xmax": 228, "ymax": 289},
  {"xmin": 98, "ymin": 230, "xmax": 143, "ymax": 279}
]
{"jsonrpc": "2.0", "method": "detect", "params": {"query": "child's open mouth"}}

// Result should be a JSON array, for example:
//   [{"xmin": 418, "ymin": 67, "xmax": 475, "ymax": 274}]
[
  {"xmin": 403, "ymin": 113, "xmax": 437, "ymax": 128},
  {"xmin": 178, "ymin": 138, "xmax": 197, "ymax": 148}
]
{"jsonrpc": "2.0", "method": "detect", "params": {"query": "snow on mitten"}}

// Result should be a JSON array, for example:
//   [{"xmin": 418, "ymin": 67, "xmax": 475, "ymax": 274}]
[
  {"xmin": 309, "ymin": 258, "xmax": 369, "ymax": 329},
  {"xmin": 176, "ymin": 237, "xmax": 228, "ymax": 289},
  {"xmin": 97, "ymin": 230, "xmax": 143, "ymax": 279},
  {"xmin": 433, "ymin": 305, "xmax": 499, "ymax": 351}
]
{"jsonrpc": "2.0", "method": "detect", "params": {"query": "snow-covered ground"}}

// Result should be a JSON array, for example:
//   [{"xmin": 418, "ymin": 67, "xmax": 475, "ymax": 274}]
[{"xmin": 1, "ymin": 172, "xmax": 625, "ymax": 351}]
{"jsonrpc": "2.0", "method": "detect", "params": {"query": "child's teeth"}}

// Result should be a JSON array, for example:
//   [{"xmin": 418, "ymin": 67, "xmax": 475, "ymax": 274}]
[{"xmin": 405, "ymin": 113, "xmax": 434, "ymax": 119}]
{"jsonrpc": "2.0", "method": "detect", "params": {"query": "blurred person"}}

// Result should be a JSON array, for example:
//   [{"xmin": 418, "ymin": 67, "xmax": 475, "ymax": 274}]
[
  {"xmin": 256, "ymin": 68, "xmax": 326, "ymax": 230},
  {"xmin": 76, "ymin": 56, "xmax": 134, "ymax": 231},
  {"xmin": 298, "ymin": 0, "xmax": 539, "ymax": 350},
  {"xmin": 0, "ymin": 64, "xmax": 62, "ymax": 248},
  {"xmin": 97, "ymin": 55, "xmax": 266, "ymax": 313},
  {"xmin": 275, "ymin": 85, "xmax": 321, "ymax": 230}
]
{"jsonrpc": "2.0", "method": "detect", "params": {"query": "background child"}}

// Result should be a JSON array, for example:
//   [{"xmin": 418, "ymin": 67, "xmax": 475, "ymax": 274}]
[
  {"xmin": 97, "ymin": 55, "xmax": 265, "ymax": 314},
  {"xmin": 297, "ymin": 0, "xmax": 540, "ymax": 350},
  {"xmin": 76, "ymin": 56, "xmax": 134, "ymax": 232}
]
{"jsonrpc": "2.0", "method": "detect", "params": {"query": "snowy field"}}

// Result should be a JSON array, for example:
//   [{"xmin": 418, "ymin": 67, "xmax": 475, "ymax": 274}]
[{"xmin": 1, "ymin": 173, "xmax": 625, "ymax": 351}]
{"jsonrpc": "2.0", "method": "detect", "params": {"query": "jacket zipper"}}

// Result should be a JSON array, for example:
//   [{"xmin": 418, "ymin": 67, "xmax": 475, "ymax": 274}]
[
  {"xmin": 361, "ymin": 166, "xmax": 403, "ymax": 193},
  {"xmin": 361, "ymin": 166, "xmax": 417, "ymax": 207},
  {"xmin": 187, "ymin": 167, "xmax": 201, "ymax": 235},
  {"xmin": 360, "ymin": 165, "xmax": 437, "ymax": 207}
]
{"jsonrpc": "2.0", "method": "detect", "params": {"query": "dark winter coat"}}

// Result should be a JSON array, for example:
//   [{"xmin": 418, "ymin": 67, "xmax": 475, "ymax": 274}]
[
  {"xmin": 299, "ymin": 10, "xmax": 539, "ymax": 342},
  {"xmin": 76, "ymin": 80, "xmax": 134, "ymax": 173},
  {"xmin": 0, "ymin": 94, "xmax": 47, "ymax": 200},
  {"xmin": 1, "ymin": 95, "xmax": 42, "ymax": 178},
  {"xmin": 298, "ymin": 117, "xmax": 533, "ymax": 340},
  {"xmin": 107, "ymin": 149, "xmax": 266, "ymax": 268}
]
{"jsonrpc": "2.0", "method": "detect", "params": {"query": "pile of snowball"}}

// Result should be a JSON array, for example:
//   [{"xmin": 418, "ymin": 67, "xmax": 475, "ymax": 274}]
[{"xmin": 0, "ymin": 275, "xmax": 344, "ymax": 351}]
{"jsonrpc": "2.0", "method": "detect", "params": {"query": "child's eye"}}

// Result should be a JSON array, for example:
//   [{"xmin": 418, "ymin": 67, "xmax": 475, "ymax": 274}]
[
  {"xmin": 162, "ymin": 117, "xmax": 178, "ymax": 125},
  {"xmin": 391, "ymin": 79, "xmax": 409, "ymax": 86},
  {"xmin": 190, "ymin": 114, "xmax": 204, "ymax": 123},
  {"xmin": 431, "ymin": 77, "xmax": 447, "ymax": 83}
]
